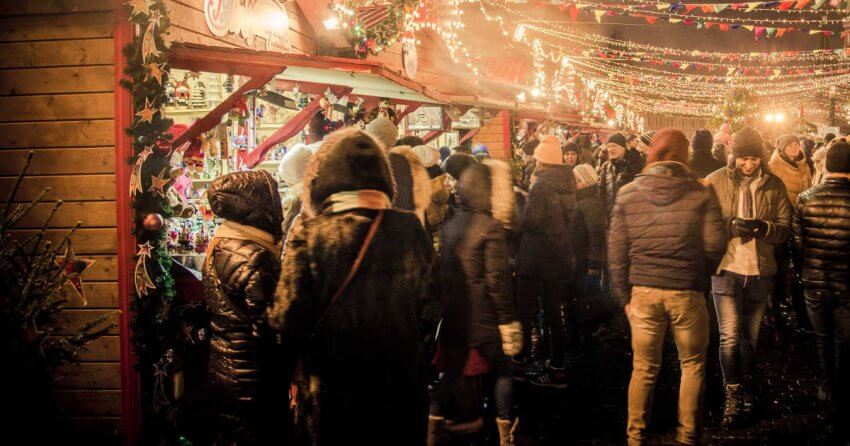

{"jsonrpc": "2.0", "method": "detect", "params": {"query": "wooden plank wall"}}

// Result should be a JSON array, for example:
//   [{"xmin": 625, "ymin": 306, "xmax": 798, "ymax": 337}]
[
  {"xmin": 475, "ymin": 111, "xmax": 509, "ymax": 160},
  {"xmin": 0, "ymin": 0, "xmax": 121, "ymax": 442},
  {"xmin": 165, "ymin": 0, "xmax": 317, "ymax": 55}
]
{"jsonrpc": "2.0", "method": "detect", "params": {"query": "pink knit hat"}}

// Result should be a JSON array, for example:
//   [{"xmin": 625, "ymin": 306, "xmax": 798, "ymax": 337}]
[{"xmin": 534, "ymin": 135, "xmax": 564, "ymax": 165}]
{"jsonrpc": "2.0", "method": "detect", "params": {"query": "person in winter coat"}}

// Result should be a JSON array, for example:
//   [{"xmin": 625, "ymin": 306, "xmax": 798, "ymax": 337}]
[
  {"xmin": 413, "ymin": 144, "xmax": 451, "ymax": 234},
  {"xmin": 705, "ymin": 127, "xmax": 792, "ymax": 427},
  {"xmin": 442, "ymin": 153, "xmax": 477, "ymax": 222},
  {"xmin": 268, "ymin": 128, "xmax": 441, "ymax": 445},
  {"xmin": 570, "ymin": 163, "xmax": 609, "ymax": 327},
  {"xmin": 769, "ymin": 134, "xmax": 813, "ymax": 331},
  {"xmin": 430, "ymin": 159, "xmax": 522, "ymax": 446},
  {"xmin": 599, "ymin": 136, "xmax": 643, "ymax": 218},
  {"xmin": 516, "ymin": 135, "xmax": 577, "ymax": 387},
  {"xmin": 792, "ymin": 142, "xmax": 850, "ymax": 441},
  {"xmin": 202, "ymin": 170, "xmax": 287, "ymax": 445},
  {"xmin": 769, "ymin": 134, "xmax": 812, "ymax": 205},
  {"xmin": 608, "ymin": 128, "xmax": 727, "ymax": 446},
  {"xmin": 278, "ymin": 143, "xmax": 315, "ymax": 243},
  {"xmin": 689, "ymin": 129, "xmax": 725, "ymax": 178},
  {"xmin": 811, "ymin": 146, "xmax": 828, "ymax": 187},
  {"xmin": 520, "ymin": 139, "xmax": 539, "ymax": 190},
  {"xmin": 712, "ymin": 143, "xmax": 729, "ymax": 165}
]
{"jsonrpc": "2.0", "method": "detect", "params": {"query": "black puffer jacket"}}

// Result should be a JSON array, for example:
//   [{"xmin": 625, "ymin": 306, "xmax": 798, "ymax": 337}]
[
  {"xmin": 792, "ymin": 176, "xmax": 850, "ymax": 293},
  {"xmin": 516, "ymin": 165, "xmax": 576, "ymax": 280},
  {"xmin": 440, "ymin": 160, "xmax": 516, "ymax": 349},
  {"xmin": 201, "ymin": 170, "xmax": 286, "ymax": 445},
  {"xmin": 608, "ymin": 162, "xmax": 727, "ymax": 306},
  {"xmin": 689, "ymin": 153, "xmax": 725, "ymax": 179},
  {"xmin": 599, "ymin": 156, "xmax": 642, "ymax": 216}
]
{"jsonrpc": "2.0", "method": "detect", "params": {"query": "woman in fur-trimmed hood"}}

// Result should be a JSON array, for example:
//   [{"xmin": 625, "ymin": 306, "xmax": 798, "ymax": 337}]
[
  {"xmin": 430, "ymin": 159, "xmax": 520, "ymax": 444},
  {"xmin": 268, "ymin": 127, "xmax": 441, "ymax": 446}
]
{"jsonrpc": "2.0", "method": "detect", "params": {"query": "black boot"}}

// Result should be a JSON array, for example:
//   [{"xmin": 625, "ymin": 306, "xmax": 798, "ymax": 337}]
[{"xmin": 722, "ymin": 384, "xmax": 743, "ymax": 427}]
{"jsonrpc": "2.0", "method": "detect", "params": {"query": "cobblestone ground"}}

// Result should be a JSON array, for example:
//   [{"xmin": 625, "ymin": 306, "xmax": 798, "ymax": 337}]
[{"xmin": 445, "ymin": 305, "xmax": 841, "ymax": 445}]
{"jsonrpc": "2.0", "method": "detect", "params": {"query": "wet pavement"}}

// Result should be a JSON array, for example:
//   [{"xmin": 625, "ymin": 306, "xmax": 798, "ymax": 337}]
[{"xmin": 445, "ymin": 305, "xmax": 840, "ymax": 445}]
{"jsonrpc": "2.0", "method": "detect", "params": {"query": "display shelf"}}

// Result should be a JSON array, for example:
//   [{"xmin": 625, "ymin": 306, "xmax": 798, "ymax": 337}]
[{"xmin": 163, "ymin": 106, "xmax": 213, "ymax": 116}]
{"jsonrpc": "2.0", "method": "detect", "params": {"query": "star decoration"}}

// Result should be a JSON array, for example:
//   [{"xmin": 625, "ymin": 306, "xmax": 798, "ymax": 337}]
[
  {"xmin": 149, "ymin": 8, "xmax": 164, "ymax": 27},
  {"xmin": 138, "ymin": 145, "xmax": 155, "ymax": 164},
  {"xmin": 137, "ymin": 241, "xmax": 153, "ymax": 258},
  {"xmin": 145, "ymin": 62, "xmax": 166, "ymax": 85},
  {"xmin": 136, "ymin": 98, "xmax": 158, "ymax": 123},
  {"xmin": 126, "ymin": 0, "xmax": 151, "ymax": 17},
  {"xmin": 148, "ymin": 167, "xmax": 171, "ymax": 197},
  {"xmin": 56, "ymin": 246, "xmax": 96, "ymax": 306}
]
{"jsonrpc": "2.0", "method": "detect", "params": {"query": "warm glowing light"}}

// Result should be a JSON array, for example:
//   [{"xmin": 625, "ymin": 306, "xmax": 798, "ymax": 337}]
[
  {"xmin": 531, "ymin": 88, "xmax": 541, "ymax": 97},
  {"xmin": 607, "ymin": 119, "xmax": 616, "ymax": 127},
  {"xmin": 765, "ymin": 114, "xmax": 775, "ymax": 122},
  {"xmin": 516, "ymin": 91, "xmax": 527, "ymax": 102},
  {"xmin": 775, "ymin": 113, "xmax": 785, "ymax": 122},
  {"xmin": 323, "ymin": 16, "xmax": 340, "ymax": 30}
]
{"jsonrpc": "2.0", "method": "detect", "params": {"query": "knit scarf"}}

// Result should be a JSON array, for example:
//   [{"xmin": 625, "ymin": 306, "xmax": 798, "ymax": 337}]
[
  {"xmin": 205, "ymin": 220, "xmax": 280, "ymax": 268},
  {"xmin": 321, "ymin": 189, "xmax": 392, "ymax": 215}
]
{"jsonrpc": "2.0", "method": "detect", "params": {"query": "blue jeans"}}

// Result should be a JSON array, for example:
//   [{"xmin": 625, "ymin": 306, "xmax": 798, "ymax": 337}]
[{"xmin": 711, "ymin": 271, "xmax": 772, "ymax": 385}]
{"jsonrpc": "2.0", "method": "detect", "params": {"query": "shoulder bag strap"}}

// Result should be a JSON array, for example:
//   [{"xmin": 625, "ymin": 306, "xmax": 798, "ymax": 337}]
[{"xmin": 312, "ymin": 210, "xmax": 385, "ymax": 333}]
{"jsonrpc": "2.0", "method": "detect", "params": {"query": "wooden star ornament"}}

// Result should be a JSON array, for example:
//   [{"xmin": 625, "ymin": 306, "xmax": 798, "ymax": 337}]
[
  {"xmin": 136, "ymin": 98, "xmax": 158, "ymax": 123},
  {"xmin": 56, "ymin": 246, "xmax": 96, "ymax": 306},
  {"xmin": 148, "ymin": 167, "xmax": 172, "ymax": 197},
  {"xmin": 126, "ymin": 0, "xmax": 151, "ymax": 17},
  {"xmin": 145, "ymin": 62, "xmax": 166, "ymax": 85}
]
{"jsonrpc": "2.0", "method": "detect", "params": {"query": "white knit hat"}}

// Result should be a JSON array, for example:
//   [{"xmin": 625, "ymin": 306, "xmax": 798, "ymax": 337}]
[
  {"xmin": 364, "ymin": 116, "xmax": 399, "ymax": 150},
  {"xmin": 411, "ymin": 145, "xmax": 440, "ymax": 168},
  {"xmin": 572, "ymin": 163, "xmax": 599, "ymax": 189},
  {"xmin": 277, "ymin": 143, "xmax": 313, "ymax": 186}
]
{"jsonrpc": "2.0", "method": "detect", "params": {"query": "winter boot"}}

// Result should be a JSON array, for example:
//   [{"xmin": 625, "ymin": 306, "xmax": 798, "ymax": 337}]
[
  {"xmin": 427, "ymin": 415, "xmax": 447, "ymax": 446},
  {"xmin": 530, "ymin": 361, "xmax": 568, "ymax": 389},
  {"xmin": 721, "ymin": 384, "xmax": 743, "ymax": 427},
  {"xmin": 496, "ymin": 417, "xmax": 519, "ymax": 446}
]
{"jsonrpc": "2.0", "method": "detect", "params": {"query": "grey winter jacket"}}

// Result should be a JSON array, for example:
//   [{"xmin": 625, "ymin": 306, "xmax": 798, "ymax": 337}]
[
  {"xmin": 608, "ymin": 162, "xmax": 727, "ymax": 306},
  {"xmin": 705, "ymin": 163, "xmax": 792, "ymax": 277}
]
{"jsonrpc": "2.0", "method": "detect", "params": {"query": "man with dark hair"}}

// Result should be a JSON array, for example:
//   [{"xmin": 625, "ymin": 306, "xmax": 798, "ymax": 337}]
[
  {"xmin": 705, "ymin": 127, "xmax": 792, "ymax": 427},
  {"xmin": 609, "ymin": 128, "xmax": 727, "ymax": 445},
  {"xmin": 792, "ymin": 142, "xmax": 850, "ymax": 441}
]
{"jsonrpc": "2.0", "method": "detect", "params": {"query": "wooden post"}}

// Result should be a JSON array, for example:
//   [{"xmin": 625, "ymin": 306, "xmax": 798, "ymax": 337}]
[{"xmin": 113, "ymin": 1, "xmax": 140, "ymax": 444}]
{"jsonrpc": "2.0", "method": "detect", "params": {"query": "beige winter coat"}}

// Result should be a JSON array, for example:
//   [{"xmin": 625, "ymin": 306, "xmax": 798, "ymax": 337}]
[{"xmin": 769, "ymin": 149, "xmax": 812, "ymax": 205}]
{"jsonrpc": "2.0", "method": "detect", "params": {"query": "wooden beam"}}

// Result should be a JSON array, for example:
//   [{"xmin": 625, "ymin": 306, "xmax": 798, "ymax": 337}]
[
  {"xmin": 172, "ymin": 70, "xmax": 278, "ymax": 149},
  {"xmin": 241, "ymin": 86, "xmax": 352, "ymax": 168},
  {"xmin": 395, "ymin": 102, "xmax": 422, "ymax": 123},
  {"xmin": 458, "ymin": 127, "xmax": 480, "ymax": 145}
]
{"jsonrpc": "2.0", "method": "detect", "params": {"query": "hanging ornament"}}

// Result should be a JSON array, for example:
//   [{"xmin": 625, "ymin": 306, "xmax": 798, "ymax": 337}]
[
  {"xmin": 135, "ymin": 242, "xmax": 156, "ymax": 296},
  {"xmin": 141, "ymin": 21, "xmax": 160, "ymax": 62},
  {"xmin": 149, "ymin": 8, "xmax": 164, "ymax": 27},
  {"xmin": 136, "ymin": 97, "xmax": 158, "ymax": 123},
  {"xmin": 145, "ymin": 62, "xmax": 166, "ymax": 85},
  {"xmin": 142, "ymin": 213, "xmax": 165, "ymax": 231},
  {"xmin": 130, "ymin": 146, "xmax": 154, "ymax": 197},
  {"xmin": 126, "ymin": 0, "xmax": 151, "ymax": 17},
  {"xmin": 55, "ymin": 245, "xmax": 96, "ymax": 306},
  {"xmin": 148, "ymin": 167, "xmax": 171, "ymax": 198}
]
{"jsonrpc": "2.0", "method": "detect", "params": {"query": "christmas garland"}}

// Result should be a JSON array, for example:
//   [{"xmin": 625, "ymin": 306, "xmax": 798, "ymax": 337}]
[
  {"xmin": 122, "ymin": 0, "xmax": 183, "ymax": 442},
  {"xmin": 331, "ymin": 0, "xmax": 418, "ymax": 58}
]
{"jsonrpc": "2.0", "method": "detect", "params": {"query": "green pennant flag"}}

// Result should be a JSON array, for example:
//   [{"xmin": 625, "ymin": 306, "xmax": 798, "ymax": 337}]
[
  {"xmin": 714, "ymin": 3, "xmax": 730, "ymax": 12},
  {"xmin": 766, "ymin": 27, "xmax": 777, "ymax": 36}
]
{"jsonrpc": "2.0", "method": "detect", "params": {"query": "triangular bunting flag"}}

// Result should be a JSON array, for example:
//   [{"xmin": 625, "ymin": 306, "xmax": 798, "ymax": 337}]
[
  {"xmin": 714, "ymin": 3, "xmax": 730, "ymax": 11},
  {"xmin": 776, "ymin": 27, "xmax": 788, "ymax": 36},
  {"xmin": 569, "ymin": 5, "xmax": 580, "ymax": 21},
  {"xmin": 795, "ymin": 0, "xmax": 812, "ymax": 8},
  {"xmin": 778, "ymin": 0, "xmax": 794, "ymax": 9},
  {"xmin": 700, "ymin": 5, "xmax": 714, "ymax": 12},
  {"xmin": 646, "ymin": 15, "xmax": 658, "ymax": 23},
  {"xmin": 813, "ymin": 0, "xmax": 826, "ymax": 8},
  {"xmin": 593, "ymin": 9, "xmax": 606, "ymax": 22},
  {"xmin": 743, "ymin": 25, "xmax": 754, "ymax": 31},
  {"xmin": 656, "ymin": 3, "xmax": 668, "ymax": 10},
  {"xmin": 766, "ymin": 27, "xmax": 777, "ymax": 36},
  {"xmin": 727, "ymin": 67, "xmax": 736, "ymax": 75},
  {"xmin": 669, "ymin": 17, "xmax": 683, "ymax": 23},
  {"xmin": 705, "ymin": 21, "xmax": 716, "ymax": 28},
  {"xmin": 745, "ymin": 2, "xmax": 762, "ymax": 11},
  {"xmin": 719, "ymin": 23, "xmax": 730, "ymax": 31},
  {"xmin": 685, "ymin": 4, "xmax": 699, "ymax": 13}
]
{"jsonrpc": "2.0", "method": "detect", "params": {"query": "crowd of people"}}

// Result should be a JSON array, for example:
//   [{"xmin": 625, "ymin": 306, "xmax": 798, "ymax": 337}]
[{"xmin": 192, "ymin": 116, "xmax": 849, "ymax": 445}]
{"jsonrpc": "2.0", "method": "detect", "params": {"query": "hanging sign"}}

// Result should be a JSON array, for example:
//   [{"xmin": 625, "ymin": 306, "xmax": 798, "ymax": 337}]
[
  {"xmin": 402, "ymin": 39, "xmax": 418, "ymax": 80},
  {"xmin": 204, "ymin": 0, "xmax": 291, "ymax": 51}
]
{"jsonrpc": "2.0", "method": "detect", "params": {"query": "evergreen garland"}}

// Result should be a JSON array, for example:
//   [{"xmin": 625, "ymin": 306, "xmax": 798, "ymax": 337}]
[
  {"xmin": 121, "ymin": 0, "xmax": 184, "ymax": 442},
  {"xmin": 333, "ymin": 0, "xmax": 418, "ymax": 58}
]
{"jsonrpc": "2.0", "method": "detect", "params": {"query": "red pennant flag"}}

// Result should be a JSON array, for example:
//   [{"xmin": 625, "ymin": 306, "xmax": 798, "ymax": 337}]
[
  {"xmin": 685, "ymin": 4, "xmax": 699, "ymax": 13},
  {"xmin": 754, "ymin": 26, "xmax": 765, "ymax": 39},
  {"xmin": 778, "ymin": 1, "xmax": 794, "ymax": 9},
  {"xmin": 700, "ymin": 5, "xmax": 714, "ymax": 12},
  {"xmin": 645, "ymin": 15, "xmax": 658, "ymax": 23},
  {"xmin": 731, "ymin": 3, "xmax": 743, "ymax": 9},
  {"xmin": 705, "ymin": 21, "xmax": 716, "ymax": 28},
  {"xmin": 558, "ymin": 2, "xmax": 568, "ymax": 12},
  {"xmin": 794, "ymin": 0, "xmax": 812, "ymax": 8},
  {"xmin": 776, "ymin": 27, "xmax": 788, "ymax": 36},
  {"xmin": 719, "ymin": 23, "xmax": 730, "ymax": 31}
]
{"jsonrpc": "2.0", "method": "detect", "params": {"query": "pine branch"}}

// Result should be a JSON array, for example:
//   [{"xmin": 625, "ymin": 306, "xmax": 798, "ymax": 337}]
[{"xmin": 1, "ymin": 151, "xmax": 33, "ymax": 230}]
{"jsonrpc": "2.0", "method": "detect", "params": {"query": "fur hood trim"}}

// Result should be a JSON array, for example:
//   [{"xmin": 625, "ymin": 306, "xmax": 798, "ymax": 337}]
[
  {"xmin": 483, "ymin": 159, "xmax": 515, "ymax": 226},
  {"xmin": 390, "ymin": 145, "xmax": 433, "ymax": 225}
]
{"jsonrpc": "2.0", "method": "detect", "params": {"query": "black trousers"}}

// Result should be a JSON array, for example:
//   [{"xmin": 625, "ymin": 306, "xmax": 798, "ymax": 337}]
[
  {"xmin": 517, "ymin": 277, "xmax": 570, "ymax": 366},
  {"xmin": 804, "ymin": 289, "xmax": 850, "ymax": 425}
]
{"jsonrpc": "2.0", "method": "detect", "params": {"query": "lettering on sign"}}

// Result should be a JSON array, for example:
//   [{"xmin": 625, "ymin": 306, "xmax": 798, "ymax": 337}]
[{"xmin": 205, "ymin": 0, "xmax": 291, "ymax": 51}]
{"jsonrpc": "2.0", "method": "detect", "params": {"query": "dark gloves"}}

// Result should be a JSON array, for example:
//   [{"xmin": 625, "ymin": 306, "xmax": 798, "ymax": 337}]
[{"xmin": 732, "ymin": 218, "xmax": 769, "ymax": 240}]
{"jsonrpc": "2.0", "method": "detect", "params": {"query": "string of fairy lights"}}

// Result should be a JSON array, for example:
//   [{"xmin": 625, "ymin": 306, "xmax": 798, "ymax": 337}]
[{"xmin": 460, "ymin": 0, "xmax": 850, "ymax": 125}]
